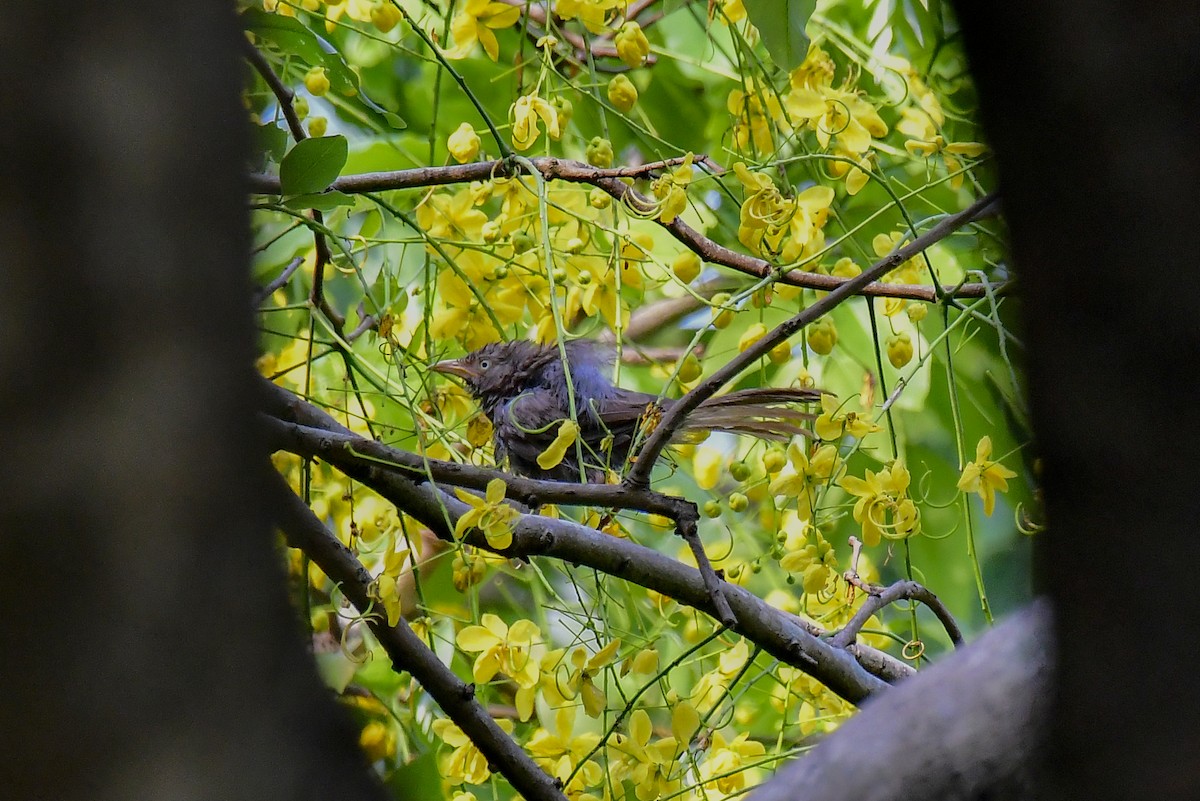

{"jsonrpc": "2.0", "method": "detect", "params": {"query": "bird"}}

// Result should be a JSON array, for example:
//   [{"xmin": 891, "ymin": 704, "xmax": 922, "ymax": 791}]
[{"xmin": 433, "ymin": 340, "xmax": 821, "ymax": 483}]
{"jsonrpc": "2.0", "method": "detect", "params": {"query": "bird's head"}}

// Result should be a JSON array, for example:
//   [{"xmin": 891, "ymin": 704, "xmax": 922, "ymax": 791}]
[{"xmin": 433, "ymin": 341, "xmax": 554, "ymax": 409}]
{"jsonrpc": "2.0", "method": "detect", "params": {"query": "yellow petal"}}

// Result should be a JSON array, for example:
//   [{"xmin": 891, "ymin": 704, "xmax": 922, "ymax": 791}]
[{"xmin": 537, "ymin": 419, "xmax": 580, "ymax": 469}]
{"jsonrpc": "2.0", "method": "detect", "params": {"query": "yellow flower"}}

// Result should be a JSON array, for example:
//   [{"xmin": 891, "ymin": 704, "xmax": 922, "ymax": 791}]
[
  {"xmin": 537, "ymin": 419, "xmax": 581, "ymax": 470},
  {"xmin": 608, "ymin": 74, "xmax": 638, "ymax": 112},
  {"xmin": 447, "ymin": 122, "xmax": 481, "ymax": 163},
  {"xmin": 814, "ymin": 393, "xmax": 879, "ymax": 441},
  {"xmin": 445, "ymin": 0, "xmax": 521, "ymax": 61},
  {"xmin": 839, "ymin": 461, "xmax": 920, "ymax": 546},
  {"xmin": 904, "ymin": 135, "xmax": 988, "ymax": 190},
  {"xmin": 456, "ymin": 612, "xmax": 542, "ymax": 688},
  {"xmin": 535, "ymin": 640, "xmax": 621, "ymax": 718},
  {"xmin": 555, "ymin": 0, "xmax": 624, "ymax": 34},
  {"xmin": 368, "ymin": 540, "xmax": 411, "ymax": 626},
  {"xmin": 768, "ymin": 442, "xmax": 843, "ymax": 520},
  {"xmin": 451, "ymin": 547, "xmax": 488, "ymax": 592},
  {"xmin": 648, "ymin": 153, "xmax": 693, "ymax": 223},
  {"xmin": 778, "ymin": 521, "xmax": 837, "ymax": 594},
  {"xmin": 615, "ymin": 21, "xmax": 650, "ymax": 68},
  {"xmin": 957, "ymin": 436, "xmax": 1018, "ymax": 516},
  {"xmin": 526, "ymin": 706, "xmax": 604, "ymax": 796},
  {"xmin": 609, "ymin": 708, "xmax": 688, "ymax": 801},
  {"xmin": 511, "ymin": 93, "xmax": 560, "ymax": 151},
  {"xmin": 433, "ymin": 718, "xmax": 513, "ymax": 785},
  {"xmin": 360, "ymin": 720, "xmax": 396, "ymax": 762},
  {"xmin": 690, "ymin": 640, "xmax": 749, "ymax": 709},
  {"xmin": 453, "ymin": 478, "xmax": 519, "ymax": 550},
  {"xmin": 700, "ymin": 730, "xmax": 766, "ymax": 795}
]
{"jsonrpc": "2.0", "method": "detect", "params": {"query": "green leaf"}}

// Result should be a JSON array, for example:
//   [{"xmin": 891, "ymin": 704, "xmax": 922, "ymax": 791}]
[
  {"xmin": 279, "ymin": 135, "xmax": 348, "ymax": 195},
  {"xmin": 242, "ymin": 8, "xmax": 358, "ymax": 95},
  {"xmin": 252, "ymin": 122, "xmax": 289, "ymax": 162},
  {"xmin": 282, "ymin": 190, "xmax": 356, "ymax": 212},
  {"xmin": 744, "ymin": 0, "xmax": 816, "ymax": 72}
]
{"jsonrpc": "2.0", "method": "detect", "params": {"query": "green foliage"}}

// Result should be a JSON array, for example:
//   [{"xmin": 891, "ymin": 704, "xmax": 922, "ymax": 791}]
[
  {"xmin": 247, "ymin": 0, "xmax": 1030, "ymax": 796},
  {"xmin": 279, "ymin": 134, "xmax": 348, "ymax": 195},
  {"xmin": 743, "ymin": 0, "xmax": 816, "ymax": 71}
]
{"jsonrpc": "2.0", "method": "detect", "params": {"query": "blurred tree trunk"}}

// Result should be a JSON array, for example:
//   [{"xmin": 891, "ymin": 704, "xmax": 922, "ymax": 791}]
[
  {"xmin": 0, "ymin": 3, "xmax": 384, "ymax": 800},
  {"xmin": 953, "ymin": 2, "xmax": 1200, "ymax": 799}
]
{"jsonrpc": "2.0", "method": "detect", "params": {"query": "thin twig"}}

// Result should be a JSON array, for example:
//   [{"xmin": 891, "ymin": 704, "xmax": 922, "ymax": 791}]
[
  {"xmin": 830, "ymin": 579, "xmax": 964, "ymax": 650},
  {"xmin": 253, "ymin": 256, "xmax": 304, "ymax": 306},
  {"xmin": 242, "ymin": 41, "xmax": 342, "ymax": 326}
]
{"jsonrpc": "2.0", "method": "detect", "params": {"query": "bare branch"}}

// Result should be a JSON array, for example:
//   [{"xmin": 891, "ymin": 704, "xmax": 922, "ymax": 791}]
[
  {"xmin": 268, "ymin": 472, "xmax": 567, "ymax": 801},
  {"xmin": 247, "ymin": 158, "xmax": 1002, "ymax": 302},
  {"xmin": 830, "ymin": 579, "xmax": 964, "ymax": 650}
]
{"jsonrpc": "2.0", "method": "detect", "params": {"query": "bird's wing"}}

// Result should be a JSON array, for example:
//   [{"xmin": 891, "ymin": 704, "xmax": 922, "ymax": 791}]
[{"xmin": 492, "ymin": 389, "xmax": 612, "ymax": 482}]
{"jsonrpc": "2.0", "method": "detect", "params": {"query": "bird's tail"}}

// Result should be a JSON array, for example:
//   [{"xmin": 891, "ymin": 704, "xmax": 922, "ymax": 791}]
[{"xmin": 683, "ymin": 387, "xmax": 822, "ymax": 441}]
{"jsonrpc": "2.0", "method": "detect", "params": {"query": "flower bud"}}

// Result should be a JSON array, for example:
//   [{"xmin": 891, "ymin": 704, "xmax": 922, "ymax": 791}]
[
  {"xmin": 510, "ymin": 231, "xmax": 534, "ymax": 253},
  {"xmin": 586, "ymin": 137, "xmax": 614, "ymax": 168},
  {"xmin": 677, "ymin": 352, "xmax": 702, "ymax": 382},
  {"xmin": 738, "ymin": 322, "xmax": 767, "ymax": 353},
  {"xmin": 906, "ymin": 303, "xmax": 928, "ymax": 323},
  {"xmin": 762, "ymin": 449, "xmax": 787, "ymax": 474},
  {"xmin": 552, "ymin": 95, "xmax": 573, "ymax": 131},
  {"xmin": 589, "ymin": 188, "xmax": 611, "ymax": 209},
  {"xmin": 304, "ymin": 66, "xmax": 330, "ymax": 96},
  {"xmin": 447, "ymin": 122, "xmax": 480, "ymax": 164},
  {"xmin": 887, "ymin": 332, "xmax": 914, "ymax": 367},
  {"xmin": 729, "ymin": 492, "xmax": 749, "ymax": 512},
  {"xmin": 703, "ymin": 500, "xmax": 722, "ymax": 518},
  {"xmin": 710, "ymin": 292, "xmax": 735, "ymax": 329},
  {"xmin": 307, "ymin": 116, "xmax": 328, "ymax": 137},
  {"xmin": 614, "ymin": 21, "xmax": 650, "ymax": 69},
  {"xmin": 672, "ymin": 250, "xmax": 702, "ymax": 283},
  {"xmin": 370, "ymin": 2, "xmax": 402, "ymax": 33},
  {"xmin": 607, "ymin": 75, "xmax": 638, "ymax": 113},
  {"xmin": 806, "ymin": 319, "xmax": 838, "ymax": 355},
  {"xmin": 729, "ymin": 461, "xmax": 751, "ymax": 482}
]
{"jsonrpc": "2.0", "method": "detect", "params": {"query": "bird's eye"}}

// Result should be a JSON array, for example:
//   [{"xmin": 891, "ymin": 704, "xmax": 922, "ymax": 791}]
[{"xmin": 479, "ymin": 359, "xmax": 491, "ymax": 370}]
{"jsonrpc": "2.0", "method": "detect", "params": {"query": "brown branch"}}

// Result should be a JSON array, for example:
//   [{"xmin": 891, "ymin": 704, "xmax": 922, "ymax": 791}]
[
  {"xmin": 259, "ymin": 381, "xmax": 902, "ymax": 702},
  {"xmin": 829, "ymin": 579, "xmax": 964, "ymax": 650},
  {"xmin": 247, "ymin": 157, "xmax": 1001, "ymax": 302},
  {"xmin": 260, "ymin": 382, "xmax": 736, "ymax": 623},
  {"xmin": 623, "ymin": 192, "xmax": 1001, "ymax": 488},
  {"xmin": 243, "ymin": 41, "xmax": 342, "ymax": 327},
  {"xmin": 253, "ymin": 255, "xmax": 304, "ymax": 307},
  {"xmin": 268, "ymin": 471, "xmax": 567, "ymax": 801}
]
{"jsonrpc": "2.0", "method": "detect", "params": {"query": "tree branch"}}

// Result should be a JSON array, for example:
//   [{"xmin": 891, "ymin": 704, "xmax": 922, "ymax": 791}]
[
  {"xmin": 247, "ymin": 159, "xmax": 1002, "ymax": 302},
  {"xmin": 261, "ymin": 383, "xmax": 903, "ymax": 703},
  {"xmin": 268, "ymin": 471, "xmax": 567, "ymax": 801},
  {"xmin": 623, "ymin": 192, "xmax": 1001, "ymax": 488},
  {"xmin": 829, "ymin": 579, "xmax": 964, "ymax": 650}
]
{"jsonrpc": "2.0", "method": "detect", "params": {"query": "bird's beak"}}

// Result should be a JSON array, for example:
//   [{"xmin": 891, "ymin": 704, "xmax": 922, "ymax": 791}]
[{"xmin": 432, "ymin": 358, "xmax": 477, "ymax": 381}]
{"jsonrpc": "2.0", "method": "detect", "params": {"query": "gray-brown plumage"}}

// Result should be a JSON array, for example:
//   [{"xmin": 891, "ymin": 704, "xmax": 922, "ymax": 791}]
[{"xmin": 433, "ymin": 340, "xmax": 820, "ymax": 482}]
